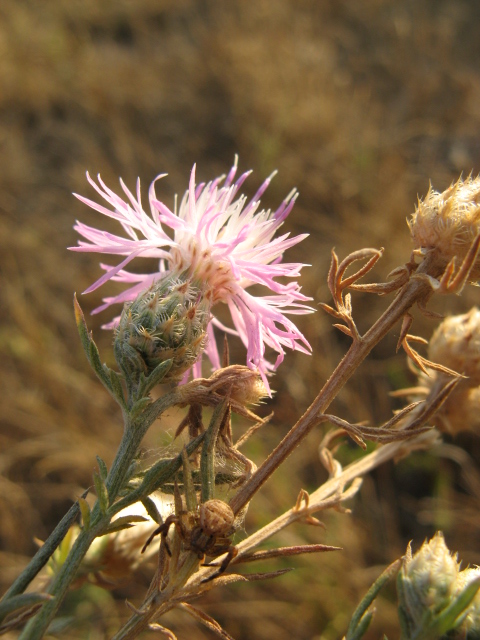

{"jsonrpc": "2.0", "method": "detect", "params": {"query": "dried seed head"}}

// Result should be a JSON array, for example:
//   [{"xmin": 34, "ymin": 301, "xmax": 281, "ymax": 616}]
[
  {"xmin": 199, "ymin": 499, "xmax": 235, "ymax": 537},
  {"xmin": 428, "ymin": 308, "xmax": 480, "ymax": 386},
  {"xmin": 429, "ymin": 386, "xmax": 480, "ymax": 435},
  {"xmin": 413, "ymin": 309, "xmax": 480, "ymax": 434},
  {"xmin": 398, "ymin": 532, "xmax": 460, "ymax": 631},
  {"xmin": 176, "ymin": 364, "xmax": 269, "ymax": 409},
  {"xmin": 211, "ymin": 365, "xmax": 269, "ymax": 405},
  {"xmin": 409, "ymin": 176, "xmax": 480, "ymax": 280},
  {"xmin": 114, "ymin": 275, "xmax": 211, "ymax": 383}
]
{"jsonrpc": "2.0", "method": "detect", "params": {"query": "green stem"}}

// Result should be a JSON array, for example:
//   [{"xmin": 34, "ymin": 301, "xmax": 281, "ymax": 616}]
[
  {"xmin": 18, "ymin": 392, "xmax": 180, "ymax": 640},
  {"xmin": 17, "ymin": 526, "xmax": 98, "ymax": 640},
  {"xmin": 0, "ymin": 492, "xmax": 86, "ymax": 609}
]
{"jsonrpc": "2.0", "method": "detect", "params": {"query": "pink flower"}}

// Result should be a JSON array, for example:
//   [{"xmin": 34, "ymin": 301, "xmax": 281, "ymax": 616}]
[{"xmin": 70, "ymin": 159, "xmax": 312, "ymax": 387}]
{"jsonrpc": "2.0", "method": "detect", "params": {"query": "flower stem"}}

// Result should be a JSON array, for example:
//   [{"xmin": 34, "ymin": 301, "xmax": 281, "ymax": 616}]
[
  {"xmin": 229, "ymin": 260, "xmax": 436, "ymax": 515},
  {"xmin": 18, "ymin": 391, "xmax": 179, "ymax": 640},
  {"xmin": 17, "ymin": 526, "xmax": 99, "ymax": 640},
  {"xmin": 0, "ymin": 493, "xmax": 86, "ymax": 608}
]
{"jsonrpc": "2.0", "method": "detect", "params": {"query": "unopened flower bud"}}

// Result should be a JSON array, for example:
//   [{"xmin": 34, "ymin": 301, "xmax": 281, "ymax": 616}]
[
  {"xmin": 409, "ymin": 176, "xmax": 480, "ymax": 281},
  {"xmin": 114, "ymin": 275, "xmax": 211, "ymax": 383},
  {"xmin": 456, "ymin": 567, "xmax": 480, "ymax": 636},
  {"xmin": 429, "ymin": 309, "xmax": 480, "ymax": 386},
  {"xmin": 398, "ymin": 532, "xmax": 460, "ymax": 634}
]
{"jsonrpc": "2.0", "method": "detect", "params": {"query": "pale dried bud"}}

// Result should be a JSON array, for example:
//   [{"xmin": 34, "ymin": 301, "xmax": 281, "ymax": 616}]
[
  {"xmin": 211, "ymin": 365, "xmax": 269, "ymax": 406},
  {"xmin": 398, "ymin": 532, "xmax": 460, "ymax": 632},
  {"xmin": 428, "ymin": 309, "xmax": 480, "ymax": 386},
  {"xmin": 177, "ymin": 365, "xmax": 269, "ymax": 407},
  {"xmin": 409, "ymin": 176, "xmax": 480, "ymax": 280}
]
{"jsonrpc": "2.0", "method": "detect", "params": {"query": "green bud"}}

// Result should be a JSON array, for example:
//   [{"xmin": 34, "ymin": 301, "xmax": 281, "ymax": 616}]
[
  {"xmin": 114, "ymin": 274, "xmax": 211, "ymax": 385},
  {"xmin": 397, "ymin": 532, "xmax": 465, "ymax": 638},
  {"xmin": 455, "ymin": 568, "xmax": 480, "ymax": 637}
]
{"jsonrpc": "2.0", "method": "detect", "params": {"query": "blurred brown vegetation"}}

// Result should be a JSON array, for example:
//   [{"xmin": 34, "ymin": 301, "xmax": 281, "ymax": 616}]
[{"xmin": 1, "ymin": 0, "xmax": 480, "ymax": 638}]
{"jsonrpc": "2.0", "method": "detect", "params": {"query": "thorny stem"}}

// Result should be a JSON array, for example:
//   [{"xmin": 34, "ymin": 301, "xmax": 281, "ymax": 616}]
[{"xmin": 229, "ymin": 256, "xmax": 440, "ymax": 515}]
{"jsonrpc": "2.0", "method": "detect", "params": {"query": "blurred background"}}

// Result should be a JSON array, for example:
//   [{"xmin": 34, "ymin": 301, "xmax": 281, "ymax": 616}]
[{"xmin": 1, "ymin": 1, "xmax": 480, "ymax": 638}]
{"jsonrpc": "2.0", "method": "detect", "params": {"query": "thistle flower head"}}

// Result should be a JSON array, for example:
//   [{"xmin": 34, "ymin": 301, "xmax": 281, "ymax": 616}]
[
  {"xmin": 409, "ymin": 176, "xmax": 480, "ymax": 280},
  {"xmin": 70, "ymin": 159, "xmax": 312, "ymax": 389}
]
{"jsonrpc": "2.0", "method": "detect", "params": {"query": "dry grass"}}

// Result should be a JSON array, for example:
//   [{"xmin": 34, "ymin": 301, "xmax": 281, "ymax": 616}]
[{"xmin": 1, "ymin": 1, "xmax": 480, "ymax": 638}]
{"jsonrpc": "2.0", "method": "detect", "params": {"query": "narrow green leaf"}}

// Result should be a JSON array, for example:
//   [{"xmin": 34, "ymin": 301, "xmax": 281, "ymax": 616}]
[
  {"xmin": 109, "ymin": 369, "xmax": 126, "ymax": 407},
  {"xmin": 96, "ymin": 456, "xmax": 108, "ymax": 482},
  {"xmin": 347, "ymin": 611, "xmax": 373, "ymax": 640},
  {"xmin": 200, "ymin": 399, "xmax": 229, "ymax": 503},
  {"xmin": 130, "ymin": 397, "xmax": 152, "ymax": 421},
  {"xmin": 73, "ymin": 295, "xmax": 92, "ymax": 355},
  {"xmin": 118, "ymin": 433, "xmax": 205, "ymax": 513},
  {"xmin": 93, "ymin": 471, "xmax": 109, "ymax": 514},
  {"xmin": 88, "ymin": 341, "xmax": 113, "ymax": 390},
  {"xmin": 140, "ymin": 359, "xmax": 174, "ymax": 396},
  {"xmin": 74, "ymin": 296, "xmax": 114, "ymax": 394},
  {"xmin": 432, "ymin": 577, "xmax": 480, "ymax": 636},
  {"xmin": 0, "ymin": 592, "xmax": 53, "ymax": 619},
  {"xmin": 78, "ymin": 497, "xmax": 91, "ymax": 530},
  {"xmin": 98, "ymin": 515, "xmax": 147, "ymax": 536},
  {"xmin": 141, "ymin": 497, "xmax": 163, "ymax": 525},
  {"xmin": 346, "ymin": 559, "xmax": 401, "ymax": 640},
  {"xmin": 181, "ymin": 447, "xmax": 197, "ymax": 512}
]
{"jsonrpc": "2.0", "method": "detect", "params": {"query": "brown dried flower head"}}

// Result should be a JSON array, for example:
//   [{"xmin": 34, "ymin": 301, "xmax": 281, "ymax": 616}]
[
  {"xmin": 419, "ymin": 309, "xmax": 480, "ymax": 434},
  {"xmin": 429, "ymin": 386, "xmax": 480, "ymax": 435},
  {"xmin": 409, "ymin": 176, "xmax": 480, "ymax": 280},
  {"xmin": 178, "ymin": 364, "xmax": 269, "ymax": 407},
  {"xmin": 428, "ymin": 308, "xmax": 480, "ymax": 386}
]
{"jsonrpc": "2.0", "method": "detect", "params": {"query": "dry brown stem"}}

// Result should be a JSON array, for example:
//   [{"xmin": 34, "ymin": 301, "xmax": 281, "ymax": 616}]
[{"xmin": 229, "ymin": 249, "xmax": 445, "ymax": 515}]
